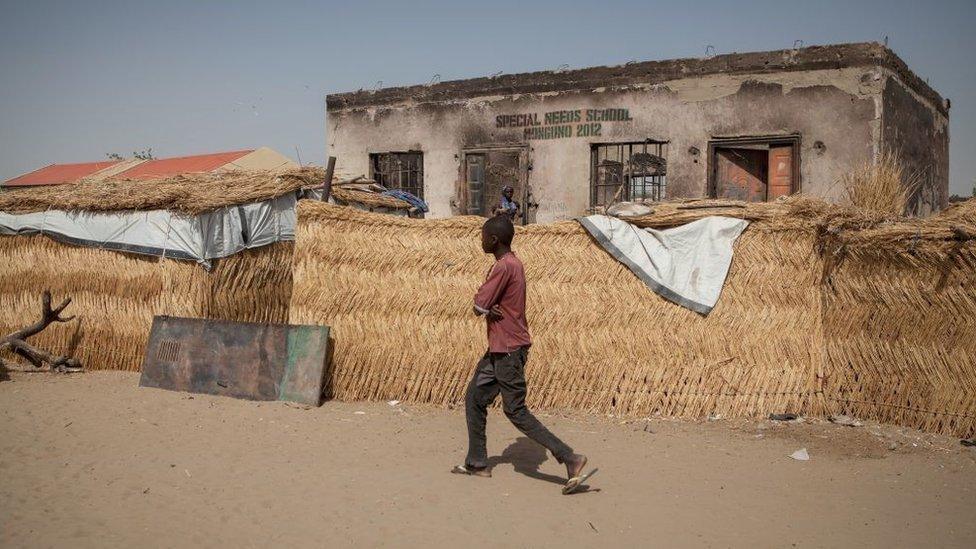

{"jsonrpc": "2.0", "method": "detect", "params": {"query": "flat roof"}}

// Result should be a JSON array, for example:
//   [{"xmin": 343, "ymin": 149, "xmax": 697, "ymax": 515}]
[{"xmin": 327, "ymin": 42, "xmax": 946, "ymax": 116}]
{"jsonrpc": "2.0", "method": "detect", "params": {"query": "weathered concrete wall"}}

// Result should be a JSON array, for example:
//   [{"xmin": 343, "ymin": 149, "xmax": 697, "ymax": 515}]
[
  {"xmin": 880, "ymin": 74, "xmax": 950, "ymax": 214},
  {"xmin": 328, "ymin": 67, "xmax": 881, "ymax": 222}
]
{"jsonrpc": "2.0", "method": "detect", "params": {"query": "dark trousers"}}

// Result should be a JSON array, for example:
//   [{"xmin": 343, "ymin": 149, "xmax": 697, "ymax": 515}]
[{"xmin": 464, "ymin": 347, "xmax": 574, "ymax": 469}]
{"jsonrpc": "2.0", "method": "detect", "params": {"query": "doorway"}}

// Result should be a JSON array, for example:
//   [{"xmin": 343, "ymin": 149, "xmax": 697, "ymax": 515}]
[
  {"xmin": 461, "ymin": 146, "xmax": 530, "ymax": 223},
  {"xmin": 708, "ymin": 136, "xmax": 800, "ymax": 201}
]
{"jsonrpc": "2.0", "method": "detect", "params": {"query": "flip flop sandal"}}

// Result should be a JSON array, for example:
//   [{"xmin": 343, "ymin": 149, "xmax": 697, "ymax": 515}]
[
  {"xmin": 451, "ymin": 465, "xmax": 491, "ymax": 478},
  {"xmin": 562, "ymin": 468, "xmax": 598, "ymax": 495}
]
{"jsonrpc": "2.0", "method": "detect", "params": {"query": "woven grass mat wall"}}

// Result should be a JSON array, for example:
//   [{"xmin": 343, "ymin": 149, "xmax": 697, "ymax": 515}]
[
  {"xmin": 0, "ymin": 236, "xmax": 293, "ymax": 371},
  {"xmin": 821, "ymin": 244, "xmax": 976, "ymax": 437},
  {"xmin": 290, "ymin": 202, "xmax": 828, "ymax": 419}
]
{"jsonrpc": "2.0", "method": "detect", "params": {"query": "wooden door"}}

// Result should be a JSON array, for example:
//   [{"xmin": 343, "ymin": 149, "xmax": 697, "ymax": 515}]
[
  {"xmin": 715, "ymin": 148, "xmax": 767, "ymax": 201},
  {"xmin": 768, "ymin": 146, "xmax": 793, "ymax": 199}
]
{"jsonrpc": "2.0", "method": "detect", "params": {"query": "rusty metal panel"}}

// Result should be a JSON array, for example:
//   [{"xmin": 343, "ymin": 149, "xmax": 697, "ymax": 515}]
[
  {"xmin": 139, "ymin": 316, "xmax": 330, "ymax": 406},
  {"xmin": 768, "ymin": 145, "xmax": 794, "ymax": 199},
  {"xmin": 715, "ymin": 148, "xmax": 768, "ymax": 202}
]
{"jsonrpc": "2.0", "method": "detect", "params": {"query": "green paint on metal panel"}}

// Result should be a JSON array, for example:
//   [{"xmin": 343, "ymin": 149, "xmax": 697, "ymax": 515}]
[{"xmin": 278, "ymin": 325, "xmax": 330, "ymax": 404}]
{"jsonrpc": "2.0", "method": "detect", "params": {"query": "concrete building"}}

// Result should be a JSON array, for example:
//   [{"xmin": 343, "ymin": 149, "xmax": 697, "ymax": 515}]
[
  {"xmin": 3, "ymin": 147, "xmax": 298, "ymax": 189},
  {"xmin": 326, "ymin": 42, "xmax": 949, "ymax": 223}
]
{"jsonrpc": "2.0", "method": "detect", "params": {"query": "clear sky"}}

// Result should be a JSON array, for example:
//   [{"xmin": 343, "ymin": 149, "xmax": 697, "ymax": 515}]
[{"xmin": 1, "ymin": 0, "xmax": 973, "ymax": 195}]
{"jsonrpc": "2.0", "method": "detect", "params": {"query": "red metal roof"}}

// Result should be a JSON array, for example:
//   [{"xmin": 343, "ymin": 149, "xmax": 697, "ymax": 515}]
[
  {"xmin": 113, "ymin": 150, "xmax": 254, "ymax": 180},
  {"xmin": 3, "ymin": 161, "xmax": 122, "ymax": 187}
]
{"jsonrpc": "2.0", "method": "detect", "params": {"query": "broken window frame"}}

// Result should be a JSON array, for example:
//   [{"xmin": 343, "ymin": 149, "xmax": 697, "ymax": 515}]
[
  {"xmin": 589, "ymin": 141, "xmax": 669, "ymax": 208},
  {"xmin": 369, "ymin": 151, "xmax": 424, "ymax": 199}
]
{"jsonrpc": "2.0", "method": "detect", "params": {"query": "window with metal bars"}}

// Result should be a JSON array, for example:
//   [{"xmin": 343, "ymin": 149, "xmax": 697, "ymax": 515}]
[
  {"xmin": 369, "ymin": 152, "xmax": 424, "ymax": 199},
  {"xmin": 590, "ymin": 142, "xmax": 668, "ymax": 207}
]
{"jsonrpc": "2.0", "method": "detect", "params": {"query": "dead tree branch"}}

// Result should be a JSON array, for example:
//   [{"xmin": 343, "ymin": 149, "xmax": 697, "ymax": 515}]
[{"xmin": 0, "ymin": 291, "xmax": 82, "ymax": 373}]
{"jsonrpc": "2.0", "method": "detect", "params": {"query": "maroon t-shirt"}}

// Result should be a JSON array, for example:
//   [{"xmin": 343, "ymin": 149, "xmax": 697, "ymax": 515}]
[{"xmin": 473, "ymin": 252, "xmax": 532, "ymax": 353}]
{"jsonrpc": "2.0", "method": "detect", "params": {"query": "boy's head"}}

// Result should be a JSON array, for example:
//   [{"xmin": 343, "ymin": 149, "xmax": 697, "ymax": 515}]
[
  {"xmin": 502, "ymin": 185, "xmax": 514, "ymax": 199},
  {"xmin": 481, "ymin": 215, "xmax": 514, "ymax": 253}
]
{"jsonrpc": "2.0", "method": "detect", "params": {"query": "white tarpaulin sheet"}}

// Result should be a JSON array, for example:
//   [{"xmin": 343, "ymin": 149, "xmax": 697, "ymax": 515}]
[
  {"xmin": 0, "ymin": 194, "xmax": 297, "ymax": 268},
  {"xmin": 579, "ymin": 214, "xmax": 749, "ymax": 314}
]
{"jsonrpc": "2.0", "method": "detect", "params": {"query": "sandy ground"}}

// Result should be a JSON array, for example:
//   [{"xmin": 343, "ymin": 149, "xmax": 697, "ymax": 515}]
[{"xmin": 1, "ymin": 372, "xmax": 975, "ymax": 548}]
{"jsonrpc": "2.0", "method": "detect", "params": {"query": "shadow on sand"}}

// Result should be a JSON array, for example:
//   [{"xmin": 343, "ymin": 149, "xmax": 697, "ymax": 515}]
[{"xmin": 488, "ymin": 437, "xmax": 599, "ymax": 494}]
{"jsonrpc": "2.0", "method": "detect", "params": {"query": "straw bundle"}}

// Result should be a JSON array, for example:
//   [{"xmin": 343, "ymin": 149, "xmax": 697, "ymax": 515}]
[
  {"xmin": 330, "ymin": 186, "xmax": 412, "ymax": 210},
  {"xmin": 290, "ymin": 201, "xmax": 828, "ymax": 419},
  {"xmin": 623, "ymin": 195, "xmax": 899, "ymax": 236},
  {"xmin": 0, "ymin": 236, "xmax": 294, "ymax": 371},
  {"xmin": 934, "ymin": 197, "xmax": 976, "ymax": 223},
  {"xmin": 842, "ymin": 151, "xmax": 920, "ymax": 216},
  {"xmin": 0, "ymin": 168, "xmax": 324, "ymax": 215}
]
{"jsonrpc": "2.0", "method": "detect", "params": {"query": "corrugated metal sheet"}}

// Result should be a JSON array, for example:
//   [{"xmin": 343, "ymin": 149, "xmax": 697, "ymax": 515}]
[
  {"xmin": 3, "ymin": 161, "xmax": 122, "ymax": 187},
  {"xmin": 113, "ymin": 150, "xmax": 254, "ymax": 180}
]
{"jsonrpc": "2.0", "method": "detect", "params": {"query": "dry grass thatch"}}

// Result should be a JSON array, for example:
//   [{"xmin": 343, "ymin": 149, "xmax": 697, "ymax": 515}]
[
  {"xmin": 625, "ymin": 194, "xmax": 976, "ymax": 255},
  {"xmin": 821, "ymin": 241, "xmax": 976, "ymax": 437},
  {"xmin": 0, "ymin": 168, "xmax": 325, "ymax": 215},
  {"xmin": 0, "ymin": 236, "xmax": 294, "ymax": 371},
  {"xmin": 330, "ymin": 186, "xmax": 412, "ymax": 210},
  {"xmin": 842, "ymin": 151, "xmax": 920, "ymax": 216},
  {"xmin": 290, "ymin": 201, "xmax": 830, "ymax": 422},
  {"xmin": 4, "ymin": 179, "xmax": 974, "ymax": 437},
  {"xmin": 288, "ymin": 200, "xmax": 976, "ymax": 437},
  {"xmin": 620, "ymin": 195, "xmax": 892, "ymax": 238}
]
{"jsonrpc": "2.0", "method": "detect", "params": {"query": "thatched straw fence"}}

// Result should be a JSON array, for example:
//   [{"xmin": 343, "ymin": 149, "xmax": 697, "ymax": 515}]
[
  {"xmin": 0, "ymin": 169, "xmax": 312, "ymax": 371},
  {"xmin": 820, "ymin": 202, "xmax": 976, "ymax": 437},
  {"xmin": 4, "ymin": 163, "xmax": 973, "ymax": 437},
  {"xmin": 0, "ymin": 168, "xmax": 323, "ymax": 214},
  {"xmin": 289, "ymin": 201, "xmax": 828, "ymax": 419},
  {"xmin": 0, "ymin": 236, "xmax": 294, "ymax": 372},
  {"xmin": 290, "ymin": 199, "xmax": 976, "ymax": 438},
  {"xmin": 0, "ymin": 167, "xmax": 400, "ymax": 373}
]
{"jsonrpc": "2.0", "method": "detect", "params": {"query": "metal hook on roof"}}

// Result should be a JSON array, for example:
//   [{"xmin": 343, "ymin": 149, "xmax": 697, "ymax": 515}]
[
  {"xmin": 793, "ymin": 39, "xmax": 804, "ymax": 50},
  {"xmin": 427, "ymin": 74, "xmax": 441, "ymax": 86},
  {"xmin": 704, "ymin": 45, "xmax": 715, "ymax": 59}
]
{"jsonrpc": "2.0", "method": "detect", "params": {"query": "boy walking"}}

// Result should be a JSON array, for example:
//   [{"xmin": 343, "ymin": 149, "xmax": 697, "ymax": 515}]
[{"xmin": 452, "ymin": 215, "xmax": 591, "ymax": 494}]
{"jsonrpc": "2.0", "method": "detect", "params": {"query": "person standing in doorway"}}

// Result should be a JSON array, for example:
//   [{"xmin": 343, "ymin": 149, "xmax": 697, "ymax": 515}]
[
  {"xmin": 493, "ymin": 185, "xmax": 520, "ymax": 222},
  {"xmin": 451, "ymin": 215, "xmax": 593, "ymax": 494}
]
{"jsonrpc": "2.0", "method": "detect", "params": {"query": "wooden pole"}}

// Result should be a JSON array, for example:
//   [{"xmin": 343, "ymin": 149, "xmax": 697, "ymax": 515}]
[{"xmin": 322, "ymin": 156, "xmax": 336, "ymax": 201}]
